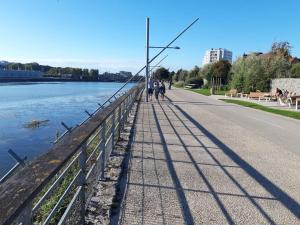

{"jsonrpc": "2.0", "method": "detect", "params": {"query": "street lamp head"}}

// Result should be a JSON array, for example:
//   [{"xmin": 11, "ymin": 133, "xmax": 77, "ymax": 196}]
[{"xmin": 149, "ymin": 46, "xmax": 180, "ymax": 50}]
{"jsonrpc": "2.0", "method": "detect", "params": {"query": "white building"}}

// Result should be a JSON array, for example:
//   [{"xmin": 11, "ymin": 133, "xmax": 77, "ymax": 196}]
[{"xmin": 203, "ymin": 48, "xmax": 232, "ymax": 65}]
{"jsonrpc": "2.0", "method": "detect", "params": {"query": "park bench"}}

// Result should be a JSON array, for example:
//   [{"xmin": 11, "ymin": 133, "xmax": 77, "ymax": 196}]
[
  {"xmin": 287, "ymin": 95, "xmax": 300, "ymax": 110},
  {"xmin": 225, "ymin": 89, "xmax": 237, "ymax": 97},
  {"xmin": 258, "ymin": 92, "xmax": 272, "ymax": 102},
  {"xmin": 237, "ymin": 92, "xmax": 248, "ymax": 98},
  {"xmin": 248, "ymin": 91, "xmax": 262, "ymax": 99}
]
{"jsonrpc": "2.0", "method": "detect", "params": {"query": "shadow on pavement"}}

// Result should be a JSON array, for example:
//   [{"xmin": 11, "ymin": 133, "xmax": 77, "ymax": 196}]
[
  {"xmin": 151, "ymin": 104, "xmax": 196, "ymax": 225},
  {"xmin": 165, "ymin": 96, "xmax": 300, "ymax": 221}
]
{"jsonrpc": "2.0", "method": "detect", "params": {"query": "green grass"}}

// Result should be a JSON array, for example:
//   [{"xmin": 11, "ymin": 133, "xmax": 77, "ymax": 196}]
[
  {"xmin": 221, "ymin": 99, "xmax": 300, "ymax": 120},
  {"xmin": 190, "ymin": 89, "xmax": 227, "ymax": 96},
  {"xmin": 191, "ymin": 89, "xmax": 211, "ymax": 96}
]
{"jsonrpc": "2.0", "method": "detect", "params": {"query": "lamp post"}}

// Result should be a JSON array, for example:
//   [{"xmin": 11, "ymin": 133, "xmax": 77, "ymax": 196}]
[
  {"xmin": 144, "ymin": 17, "xmax": 199, "ymax": 102},
  {"xmin": 145, "ymin": 17, "xmax": 150, "ymax": 102},
  {"xmin": 145, "ymin": 20, "xmax": 182, "ymax": 102}
]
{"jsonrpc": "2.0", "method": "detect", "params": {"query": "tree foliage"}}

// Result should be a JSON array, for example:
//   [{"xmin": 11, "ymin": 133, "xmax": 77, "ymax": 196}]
[
  {"xmin": 210, "ymin": 60, "xmax": 232, "ymax": 84},
  {"xmin": 153, "ymin": 67, "xmax": 170, "ymax": 80},
  {"xmin": 230, "ymin": 52, "xmax": 292, "ymax": 92},
  {"xmin": 291, "ymin": 63, "xmax": 300, "ymax": 78},
  {"xmin": 271, "ymin": 41, "xmax": 292, "ymax": 58}
]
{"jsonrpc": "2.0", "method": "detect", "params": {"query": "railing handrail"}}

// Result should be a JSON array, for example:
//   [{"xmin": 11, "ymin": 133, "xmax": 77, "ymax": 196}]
[
  {"xmin": 0, "ymin": 82, "xmax": 144, "ymax": 225},
  {"xmin": 94, "ymin": 74, "xmax": 144, "ymax": 114}
]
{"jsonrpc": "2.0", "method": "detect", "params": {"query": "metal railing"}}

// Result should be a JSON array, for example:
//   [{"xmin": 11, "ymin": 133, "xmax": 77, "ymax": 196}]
[
  {"xmin": 0, "ymin": 77, "xmax": 143, "ymax": 185},
  {"xmin": 0, "ymin": 82, "xmax": 144, "ymax": 225}
]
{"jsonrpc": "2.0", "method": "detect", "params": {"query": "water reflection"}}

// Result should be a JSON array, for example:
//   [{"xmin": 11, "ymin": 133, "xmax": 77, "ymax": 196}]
[{"xmin": 0, "ymin": 82, "xmax": 133, "ymax": 176}]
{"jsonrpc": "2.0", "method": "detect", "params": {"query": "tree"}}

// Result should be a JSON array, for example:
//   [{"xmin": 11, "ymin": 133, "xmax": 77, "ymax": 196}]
[
  {"xmin": 264, "ymin": 55, "xmax": 291, "ymax": 78},
  {"xmin": 177, "ymin": 69, "xmax": 189, "ymax": 82},
  {"xmin": 210, "ymin": 60, "xmax": 232, "ymax": 85},
  {"xmin": 229, "ymin": 54, "xmax": 290, "ymax": 93},
  {"xmin": 188, "ymin": 66, "xmax": 200, "ymax": 78},
  {"xmin": 173, "ymin": 69, "xmax": 182, "ymax": 82},
  {"xmin": 271, "ymin": 41, "xmax": 292, "ymax": 58},
  {"xmin": 89, "ymin": 69, "xmax": 99, "ymax": 80},
  {"xmin": 199, "ymin": 63, "xmax": 213, "ymax": 84},
  {"xmin": 82, "ymin": 69, "xmax": 89, "ymax": 80},
  {"xmin": 153, "ymin": 67, "xmax": 170, "ymax": 80},
  {"xmin": 230, "ymin": 57, "xmax": 246, "ymax": 92},
  {"xmin": 290, "ymin": 64, "xmax": 300, "ymax": 78}
]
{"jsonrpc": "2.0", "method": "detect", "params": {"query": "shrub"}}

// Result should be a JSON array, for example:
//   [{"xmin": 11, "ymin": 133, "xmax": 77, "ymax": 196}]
[
  {"xmin": 230, "ymin": 54, "xmax": 291, "ymax": 93},
  {"xmin": 291, "ymin": 63, "xmax": 300, "ymax": 78},
  {"xmin": 173, "ymin": 81, "xmax": 185, "ymax": 88},
  {"xmin": 185, "ymin": 77, "xmax": 203, "ymax": 87}
]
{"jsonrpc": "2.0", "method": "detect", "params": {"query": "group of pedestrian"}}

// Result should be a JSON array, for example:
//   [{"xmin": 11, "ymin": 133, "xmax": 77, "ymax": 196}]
[{"xmin": 148, "ymin": 77, "xmax": 166, "ymax": 101}]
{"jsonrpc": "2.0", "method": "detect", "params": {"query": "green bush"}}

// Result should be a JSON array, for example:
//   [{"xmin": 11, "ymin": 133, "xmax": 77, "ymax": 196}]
[
  {"xmin": 173, "ymin": 81, "xmax": 185, "ymax": 88},
  {"xmin": 230, "ymin": 54, "xmax": 291, "ymax": 93},
  {"xmin": 185, "ymin": 77, "xmax": 203, "ymax": 87},
  {"xmin": 291, "ymin": 64, "xmax": 300, "ymax": 78}
]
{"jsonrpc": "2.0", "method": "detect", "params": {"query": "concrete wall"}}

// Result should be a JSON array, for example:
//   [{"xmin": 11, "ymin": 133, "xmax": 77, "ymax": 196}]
[
  {"xmin": 271, "ymin": 78, "xmax": 300, "ymax": 94},
  {"xmin": 0, "ymin": 69, "xmax": 43, "ymax": 78}
]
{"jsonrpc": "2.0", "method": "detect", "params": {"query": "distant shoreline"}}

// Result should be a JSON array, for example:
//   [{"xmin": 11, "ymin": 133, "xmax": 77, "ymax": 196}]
[{"xmin": 0, "ymin": 78, "xmax": 136, "ymax": 83}]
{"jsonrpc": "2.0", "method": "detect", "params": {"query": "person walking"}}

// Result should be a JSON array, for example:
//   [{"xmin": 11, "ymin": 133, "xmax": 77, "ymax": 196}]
[
  {"xmin": 148, "ymin": 77, "xmax": 154, "ymax": 101},
  {"xmin": 154, "ymin": 81, "xmax": 160, "ymax": 101},
  {"xmin": 160, "ymin": 80, "xmax": 166, "ymax": 100},
  {"xmin": 168, "ymin": 76, "xmax": 172, "ymax": 90}
]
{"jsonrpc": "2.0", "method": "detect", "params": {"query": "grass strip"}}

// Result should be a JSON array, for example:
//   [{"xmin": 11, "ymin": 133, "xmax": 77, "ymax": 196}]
[
  {"xmin": 190, "ymin": 89, "xmax": 226, "ymax": 96},
  {"xmin": 221, "ymin": 99, "xmax": 300, "ymax": 120}
]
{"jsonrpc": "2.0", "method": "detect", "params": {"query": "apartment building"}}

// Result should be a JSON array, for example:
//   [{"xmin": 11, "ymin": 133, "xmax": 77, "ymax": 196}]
[{"xmin": 203, "ymin": 48, "xmax": 232, "ymax": 65}]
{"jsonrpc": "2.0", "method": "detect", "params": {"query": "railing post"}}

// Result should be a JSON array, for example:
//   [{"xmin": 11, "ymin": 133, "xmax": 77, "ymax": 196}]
[
  {"xmin": 111, "ymin": 110, "xmax": 116, "ymax": 151},
  {"xmin": 118, "ymin": 105, "xmax": 122, "ymax": 137},
  {"xmin": 100, "ymin": 120, "xmax": 106, "ymax": 180},
  {"xmin": 124, "ymin": 96, "xmax": 130, "ymax": 123},
  {"xmin": 79, "ymin": 145, "xmax": 87, "ymax": 224},
  {"xmin": 120, "ymin": 101, "xmax": 125, "ymax": 130}
]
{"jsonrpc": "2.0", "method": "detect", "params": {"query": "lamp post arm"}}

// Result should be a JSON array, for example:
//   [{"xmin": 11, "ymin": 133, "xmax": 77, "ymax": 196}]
[
  {"xmin": 150, "ymin": 55, "xmax": 168, "ymax": 74},
  {"xmin": 148, "ymin": 18, "xmax": 199, "ymax": 64}
]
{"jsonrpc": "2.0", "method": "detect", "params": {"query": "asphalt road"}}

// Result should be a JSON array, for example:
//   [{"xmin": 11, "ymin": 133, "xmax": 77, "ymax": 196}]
[{"xmin": 118, "ymin": 88, "xmax": 300, "ymax": 225}]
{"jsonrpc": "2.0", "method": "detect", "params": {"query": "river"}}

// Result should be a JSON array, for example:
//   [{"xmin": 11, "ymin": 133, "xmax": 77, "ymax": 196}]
[{"xmin": 0, "ymin": 82, "xmax": 134, "ymax": 177}]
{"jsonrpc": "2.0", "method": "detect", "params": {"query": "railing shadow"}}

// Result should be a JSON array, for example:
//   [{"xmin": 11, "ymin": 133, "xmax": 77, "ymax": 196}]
[
  {"xmin": 151, "ymin": 104, "xmax": 196, "ymax": 225},
  {"xmin": 110, "ymin": 93, "xmax": 143, "ymax": 225},
  {"xmin": 156, "ymin": 102, "xmax": 236, "ymax": 224},
  {"xmin": 165, "ymin": 96, "xmax": 300, "ymax": 221}
]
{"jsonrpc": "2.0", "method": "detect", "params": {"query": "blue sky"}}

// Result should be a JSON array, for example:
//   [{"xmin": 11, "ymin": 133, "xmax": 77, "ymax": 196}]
[{"xmin": 0, "ymin": 0, "xmax": 299, "ymax": 73}]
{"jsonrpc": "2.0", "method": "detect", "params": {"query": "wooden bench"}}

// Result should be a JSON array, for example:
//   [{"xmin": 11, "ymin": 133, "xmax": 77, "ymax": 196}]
[
  {"xmin": 287, "ymin": 95, "xmax": 300, "ymax": 110},
  {"xmin": 225, "ymin": 89, "xmax": 237, "ymax": 97},
  {"xmin": 248, "ymin": 92, "xmax": 262, "ymax": 99},
  {"xmin": 237, "ymin": 92, "xmax": 248, "ymax": 98},
  {"xmin": 258, "ymin": 92, "xmax": 272, "ymax": 102}
]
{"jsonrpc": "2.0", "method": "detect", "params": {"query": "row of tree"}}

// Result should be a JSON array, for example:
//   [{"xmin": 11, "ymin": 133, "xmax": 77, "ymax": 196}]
[
  {"xmin": 171, "ymin": 41, "xmax": 300, "ymax": 92},
  {"xmin": 230, "ymin": 42, "xmax": 300, "ymax": 92},
  {"xmin": 1, "ymin": 62, "xmax": 101, "ymax": 80},
  {"xmin": 1, "ymin": 62, "xmax": 51, "ymax": 72},
  {"xmin": 172, "ymin": 59, "xmax": 231, "ymax": 89},
  {"xmin": 44, "ymin": 67, "xmax": 99, "ymax": 80}
]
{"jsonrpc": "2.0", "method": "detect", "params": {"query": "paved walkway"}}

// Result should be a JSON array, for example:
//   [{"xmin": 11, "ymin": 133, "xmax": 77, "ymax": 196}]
[{"xmin": 118, "ymin": 89, "xmax": 300, "ymax": 225}]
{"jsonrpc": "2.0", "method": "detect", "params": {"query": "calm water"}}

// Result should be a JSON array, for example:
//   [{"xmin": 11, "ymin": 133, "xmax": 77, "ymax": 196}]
[{"xmin": 0, "ymin": 82, "xmax": 133, "ymax": 176}]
